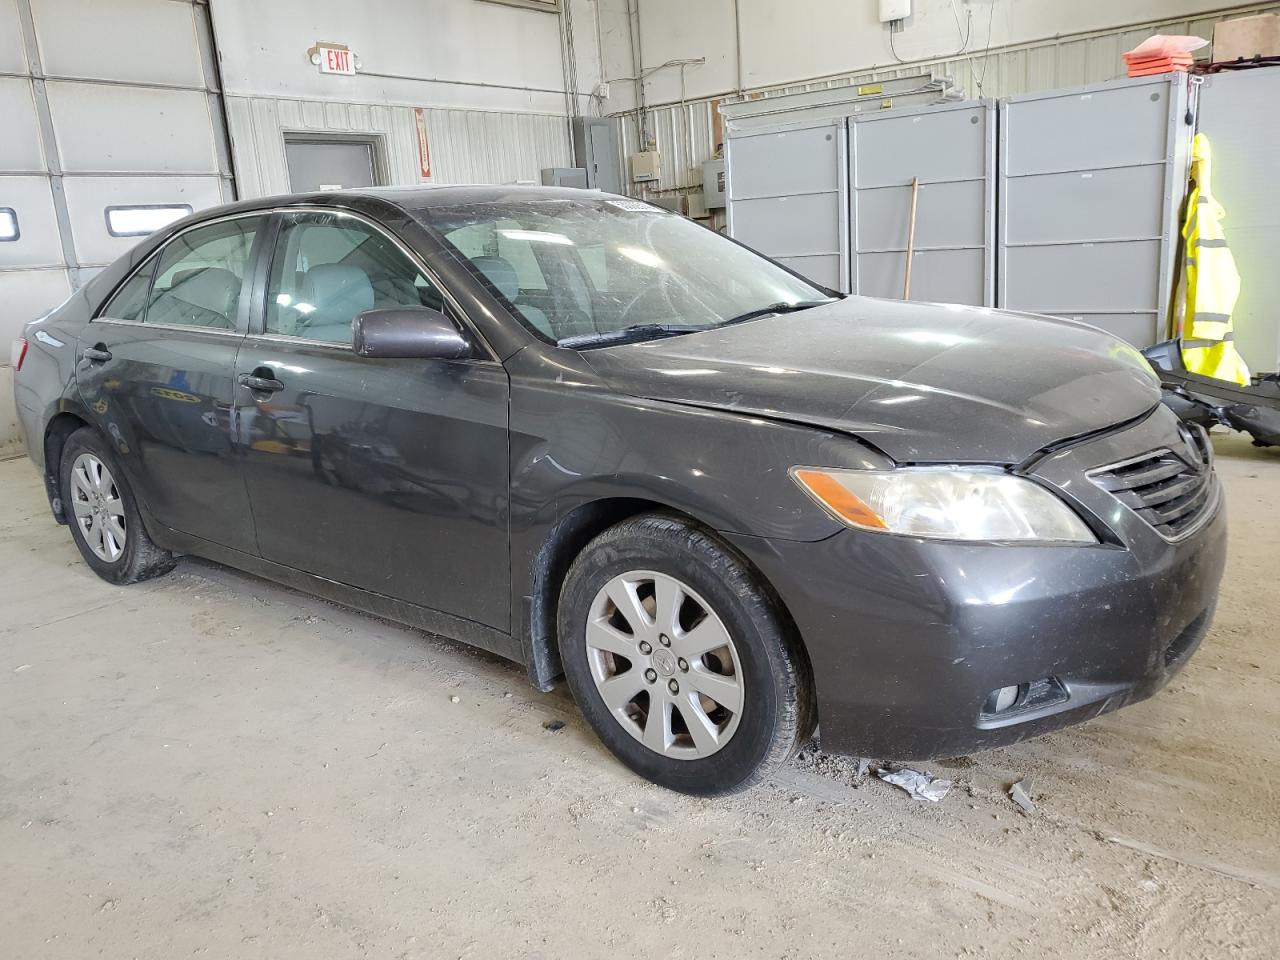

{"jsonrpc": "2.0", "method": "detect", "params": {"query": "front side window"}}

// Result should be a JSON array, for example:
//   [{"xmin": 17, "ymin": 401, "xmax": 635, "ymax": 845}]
[
  {"xmin": 146, "ymin": 217, "xmax": 263, "ymax": 330},
  {"xmin": 264, "ymin": 212, "xmax": 447, "ymax": 345},
  {"xmin": 421, "ymin": 198, "xmax": 832, "ymax": 346}
]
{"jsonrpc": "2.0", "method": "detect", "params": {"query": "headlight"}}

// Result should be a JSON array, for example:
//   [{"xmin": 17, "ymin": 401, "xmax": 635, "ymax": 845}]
[{"xmin": 791, "ymin": 467, "xmax": 1096, "ymax": 543}]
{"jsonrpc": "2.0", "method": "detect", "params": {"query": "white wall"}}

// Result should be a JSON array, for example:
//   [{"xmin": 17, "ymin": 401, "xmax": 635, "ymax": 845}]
[
  {"xmin": 209, "ymin": 0, "xmax": 605, "ymax": 194},
  {"xmin": 598, "ymin": 0, "xmax": 1272, "ymax": 111},
  {"xmin": 212, "ymin": 0, "xmax": 595, "ymax": 114}
]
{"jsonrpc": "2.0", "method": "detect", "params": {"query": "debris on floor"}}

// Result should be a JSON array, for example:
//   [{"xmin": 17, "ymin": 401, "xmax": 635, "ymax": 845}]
[
  {"xmin": 449, "ymin": 695, "xmax": 460, "ymax": 703},
  {"xmin": 1009, "ymin": 779, "xmax": 1036, "ymax": 814},
  {"xmin": 542, "ymin": 719, "xmax": 566, "ymax": 732},
  {"xmin": 876, "ymin": 766, "xmax": 953, "ymax": 802}
]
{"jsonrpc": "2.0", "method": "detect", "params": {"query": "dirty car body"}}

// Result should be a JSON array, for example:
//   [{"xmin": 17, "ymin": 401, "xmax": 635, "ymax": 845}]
[{"xmin": 13, "ymin": 186, "xmax": 1226, "ymax": 772}]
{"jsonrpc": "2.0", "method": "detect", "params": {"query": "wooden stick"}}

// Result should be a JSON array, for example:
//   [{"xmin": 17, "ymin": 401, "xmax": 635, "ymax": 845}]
[{"xmin": 903, "ymin": 176, "xmax": 919, "ymax": 301}]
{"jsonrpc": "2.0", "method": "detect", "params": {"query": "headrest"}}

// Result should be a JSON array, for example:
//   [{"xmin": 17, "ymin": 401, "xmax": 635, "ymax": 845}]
[
  {"xmin": 302, "ymin": 263, "xmax": 374, "ymax": 316},
  {"xmin": 168, "ymin": 267, "xmax": 240, "ymax": 316},
  {"xmin": 471, "ymin": 256, "xmax": 519, "ymax": 300}
]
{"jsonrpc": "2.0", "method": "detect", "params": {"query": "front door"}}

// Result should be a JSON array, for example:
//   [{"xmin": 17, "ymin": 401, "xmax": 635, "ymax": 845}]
[
  {"xmin": 234, "ymin": 210, "xmax": 511, "ymax": 630},
  {"xmin": 77, "ymin": 215, "xmax": 265, "ymax": 554}
]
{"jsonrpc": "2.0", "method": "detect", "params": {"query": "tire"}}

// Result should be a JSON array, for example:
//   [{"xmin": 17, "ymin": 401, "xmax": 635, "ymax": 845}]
[
  {"xmin": 558, "ymin": 513, "xmax": 815, "ymax": 795},
  {"xmin": 59, "ymin": 427, "xmax": 176, "ymax": 585}
]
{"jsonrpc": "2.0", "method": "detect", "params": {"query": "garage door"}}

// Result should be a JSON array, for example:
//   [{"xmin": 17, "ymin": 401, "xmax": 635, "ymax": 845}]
[{"xmin": 0, "ymin": 0, "xmax": 234, "ymax": 456}]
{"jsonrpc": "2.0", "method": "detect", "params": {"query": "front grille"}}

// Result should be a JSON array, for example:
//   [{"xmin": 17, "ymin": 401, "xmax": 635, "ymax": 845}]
[{"xmin": 1090, "ymin": 424, "xmax": 1218, "ymax": 541}]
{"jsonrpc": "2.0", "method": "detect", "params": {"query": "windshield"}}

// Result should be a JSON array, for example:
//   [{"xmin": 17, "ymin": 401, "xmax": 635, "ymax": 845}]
[{"xmin": 418, "ymin": 197, "xmax": 833, "ymax": 346}]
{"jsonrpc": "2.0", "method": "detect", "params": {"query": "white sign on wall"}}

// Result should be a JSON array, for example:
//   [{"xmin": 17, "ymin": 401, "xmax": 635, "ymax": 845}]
[{"xmin": 308, "ymin": 42, "xmax": 359, "ymax": 76}]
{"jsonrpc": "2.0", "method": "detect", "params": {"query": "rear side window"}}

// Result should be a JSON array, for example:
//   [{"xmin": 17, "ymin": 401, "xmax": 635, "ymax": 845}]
[
  {"xmin": 99, "ymin": 256, "xmax": 157, "ymax": 322},
  {"xmin": 145, "ymin": 217, "xmax": 263, "ymax": 330}
]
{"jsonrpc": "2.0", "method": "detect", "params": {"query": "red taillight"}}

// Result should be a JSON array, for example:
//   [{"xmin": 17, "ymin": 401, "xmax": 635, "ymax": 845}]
[{"xmin": 11, "ymin": 337, "xmax": 28, "ymax": 372}]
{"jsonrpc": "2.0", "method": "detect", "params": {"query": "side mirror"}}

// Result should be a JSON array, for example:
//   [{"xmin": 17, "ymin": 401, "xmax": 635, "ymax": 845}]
[{"xmin": 352, "ymin": 307, "xmax": 471, "ymax": 360}]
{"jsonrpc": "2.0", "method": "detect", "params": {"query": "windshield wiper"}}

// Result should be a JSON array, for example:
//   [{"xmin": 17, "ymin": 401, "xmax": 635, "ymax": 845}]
[
  {"xmin": 558, "ymin": 323, "xmax": 710, "ymax": 349},
  {"xmin": 719, "ymin": 299, "xmax": 838, "ymax": 327}
]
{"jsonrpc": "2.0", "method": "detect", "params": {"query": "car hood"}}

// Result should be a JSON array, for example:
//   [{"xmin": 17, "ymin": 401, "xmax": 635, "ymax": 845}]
[{"xmin": 579, "ymin": 297, "xmax": 1161, "ymax": 464}]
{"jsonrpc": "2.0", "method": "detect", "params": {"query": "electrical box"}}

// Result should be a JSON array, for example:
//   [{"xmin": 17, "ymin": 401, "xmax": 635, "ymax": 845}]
[
  {"xmin": 630, "ymin": 150, "xmax": 660, "ymax": 183},
  {"xmin": 540, "ymin": 167, "xmax": 588, "ymax": 188},
  {"xmin": 879, "ymin": 0, "xmax": 910, "ymax": 23},
  {"xmin": 702, "ymin": 159, "xmax": 726, "ymax": 209}
]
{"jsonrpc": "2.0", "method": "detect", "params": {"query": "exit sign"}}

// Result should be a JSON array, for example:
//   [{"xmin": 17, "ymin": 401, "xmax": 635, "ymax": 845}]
[{"xmin": 310, "ymin": 42, "xmax": 358, "ymax": 76}]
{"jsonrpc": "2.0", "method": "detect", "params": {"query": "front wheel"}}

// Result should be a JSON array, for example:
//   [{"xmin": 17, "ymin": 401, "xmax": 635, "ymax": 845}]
[
  {"xmin": 59, "ymin": 427, "xmax": 176, "ymax": 585},
  {"xmin": 558, "ymin": 514, "xmax": 815, "ymax": 795}
]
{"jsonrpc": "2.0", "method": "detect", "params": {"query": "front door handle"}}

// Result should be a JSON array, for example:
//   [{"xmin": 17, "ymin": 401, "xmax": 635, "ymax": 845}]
[
  {"xmin": 82, "ymin": 344, "xmax": 112, "ymax": 363},
  {"xmin": 238, "ymin": 372, "xmax": 285, "ymax": 394}
]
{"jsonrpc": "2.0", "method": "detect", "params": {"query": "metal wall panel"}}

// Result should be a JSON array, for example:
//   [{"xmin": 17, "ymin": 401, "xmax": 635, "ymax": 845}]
[
  {"xmin": 725, "ymin": 119, "xmax": 848, "ymax": 292},
  {"xmin": 61, "ymin": 175, "xmax": 223, "ymax": 266},
  {"xmin": 0, "ymin": 0, "xmax": 27, "ymax": 72},
  {"xmin": 0, "ymin": 176, "xmax": 62, "ymax": 267},
  {"xmin": 850, "ymin": 99, "xmax": 995, "ymax": 305},
  {"xmin": 998, "ymin": 74, "xmax": 1193, "ymax": 346},
  {"xmin": 47, "ymin": 82, "xmax": 217, "ymax": 173},
  {"xmin": 226, "ymin": 95, "xmax": 572, "ymax": 197},
  {"xmin": 0, "ymin": 77, "xmax": 44, "ymax": 170},
  {"xmin": 30, "ymin": 0, "xmax": 204, "ymax": 86}
]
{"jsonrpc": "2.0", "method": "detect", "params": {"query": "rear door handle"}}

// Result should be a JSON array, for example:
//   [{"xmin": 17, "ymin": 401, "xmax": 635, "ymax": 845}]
[
  {"xmin": 238, "ymin": 373, "xmax": 285, "ymax": 394},
  {"xmin": 82, "ymin": 345, "xmax": 112, "ymax": 363}
]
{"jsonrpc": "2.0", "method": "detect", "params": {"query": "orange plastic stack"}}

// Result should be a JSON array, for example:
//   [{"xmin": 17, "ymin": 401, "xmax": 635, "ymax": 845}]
[{"xmin": 1123, "ymin": 35, "xmax": 1208, "ymax": 77}]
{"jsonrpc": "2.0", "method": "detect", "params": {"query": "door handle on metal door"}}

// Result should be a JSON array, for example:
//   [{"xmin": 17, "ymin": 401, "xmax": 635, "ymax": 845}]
[
  {"xmin": 81, "ymin": 344, "xmax": 112, "ymax": 363},
  {"xmin": 238, "ymin": 372, "xmax": 285, "ymax": 394}
]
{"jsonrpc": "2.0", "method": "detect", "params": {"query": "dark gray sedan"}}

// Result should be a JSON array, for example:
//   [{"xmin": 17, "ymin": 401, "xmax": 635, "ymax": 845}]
[{"xmin": 12, "ymin": 186, "xmax": 1226, "ymax": 794}]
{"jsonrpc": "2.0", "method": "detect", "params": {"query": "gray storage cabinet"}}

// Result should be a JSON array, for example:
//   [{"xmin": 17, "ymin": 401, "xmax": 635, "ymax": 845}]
[
  {"xmin": 1198, "ymin": 69, "xmax": 1280, "ymax": 372},
  {"xmin": 999, "ymin": 74, "xmax": 1194, "ymax": 346},
  {"xmin": 724, "ymin": 120, "xmax": 849, "ymax": 292},
  {"xmin": 849, "ymin": 99, "xmax": 995, "ymax": 305}
]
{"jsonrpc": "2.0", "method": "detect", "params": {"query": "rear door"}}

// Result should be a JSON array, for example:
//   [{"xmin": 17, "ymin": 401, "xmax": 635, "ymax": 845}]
[
  {"xmin": 234, "ymin": 209, "xmax": 511, "ymax": 630},
  {"xmin": 76, "ymin": 214, "xmax": 265, "ymax": 554}
]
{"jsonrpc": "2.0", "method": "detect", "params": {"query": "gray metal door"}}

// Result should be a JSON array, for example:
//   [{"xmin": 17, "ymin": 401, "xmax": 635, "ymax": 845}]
[
  {"xmin": 849, "ymin": 99, "xmax": 995, "ymax": 305},
  {"xmin": 999, "ymin": 74, "xmax": 1194, "ymax": 346},
  {"xmin": 573, "ymin": 118, "xmax": 622, "ymax": 195},
  {"xmin": 725, "ymin": 120, "xmax": 848, "ymax": 292},
  {"xmin": 285, "ymin": 140, "xmax": 378, "ymax": 192}
]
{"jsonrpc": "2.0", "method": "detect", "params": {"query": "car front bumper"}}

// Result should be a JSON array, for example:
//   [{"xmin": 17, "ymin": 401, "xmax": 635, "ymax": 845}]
[{"xmin": 726, "ymin": 411, "xmax": 1228, "ymax": 761}]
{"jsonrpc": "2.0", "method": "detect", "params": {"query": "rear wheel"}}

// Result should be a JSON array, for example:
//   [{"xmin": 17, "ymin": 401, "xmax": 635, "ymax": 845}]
[
  {"xmin": 59, "ymin": 427, "xmax": 175, "ymax": 585},
  {"xmin": 558, "ymin": 514, "xmax": 814, "ymax": 795}
]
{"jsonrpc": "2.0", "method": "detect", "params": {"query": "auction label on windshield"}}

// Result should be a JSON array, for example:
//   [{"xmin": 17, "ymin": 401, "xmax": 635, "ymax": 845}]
[{"xmin": 607, "ymin": 199, "xmax": 662, "ymax": 213}]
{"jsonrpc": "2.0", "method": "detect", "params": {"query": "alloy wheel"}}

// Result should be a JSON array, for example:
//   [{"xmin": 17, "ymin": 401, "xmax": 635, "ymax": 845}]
[
  {"xmin": 70, "ymin": 453, "xmax": 127, "ymax": 563},
  {"xmin": 584, "ymin": 570, "xmax": 744, "ymax": 759}
]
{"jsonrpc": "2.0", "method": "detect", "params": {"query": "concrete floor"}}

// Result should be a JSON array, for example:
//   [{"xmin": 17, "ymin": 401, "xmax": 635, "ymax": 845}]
[{"xmin": 1, "ymin": 435, "xmax": 1278, "ymax": 960}]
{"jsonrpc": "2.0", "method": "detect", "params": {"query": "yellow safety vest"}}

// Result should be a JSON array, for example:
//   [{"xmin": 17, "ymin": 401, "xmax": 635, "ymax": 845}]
[{"xmin": 1179, "ymin": 133, "xmax": 1251, "ymax": 386}]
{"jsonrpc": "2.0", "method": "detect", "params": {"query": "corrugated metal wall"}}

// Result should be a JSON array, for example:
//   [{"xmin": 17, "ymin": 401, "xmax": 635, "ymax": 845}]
[
  {"xmin": 615, "ymin": 2, "xmax": 1280, "ymax": 200},
  {"xmin": 226, "ymin": 96, "xmax": 574, "ymax": 197}
]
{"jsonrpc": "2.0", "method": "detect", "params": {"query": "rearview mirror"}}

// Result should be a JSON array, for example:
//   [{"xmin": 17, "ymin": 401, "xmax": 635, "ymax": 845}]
[{"xmin": 352, "ymin": 307, "xmax": 471, "ymax": 360}]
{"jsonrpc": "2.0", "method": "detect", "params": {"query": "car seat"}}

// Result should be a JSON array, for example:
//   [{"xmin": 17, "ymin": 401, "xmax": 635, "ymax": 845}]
[
  {"xmin": 149, "ymin": 267, "xmax": 241, "ymax": 329},
  {"xmin": 299, "ymin": 263, "xmax": 375, "ymax": 343},
  {"xmin": 470, "ymin": 256, "xmax": 554, "ymax": 338}
]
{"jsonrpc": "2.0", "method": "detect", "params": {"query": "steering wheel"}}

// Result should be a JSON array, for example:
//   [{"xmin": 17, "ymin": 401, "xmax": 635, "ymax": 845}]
[{"xmin": 615, "ymin": 273, "xmax": 683, "ymax": 329}]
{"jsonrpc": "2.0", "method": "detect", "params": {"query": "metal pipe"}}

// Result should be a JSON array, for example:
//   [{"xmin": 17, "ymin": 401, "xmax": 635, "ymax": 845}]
[{"xmin": 733, "ymin": 0, "xmax": 743, "ymax": 97}]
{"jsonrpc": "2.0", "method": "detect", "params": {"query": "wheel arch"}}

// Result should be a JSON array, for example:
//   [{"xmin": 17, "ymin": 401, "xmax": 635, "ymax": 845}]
[
  {"xmin": 521, "ymin": 497, "xmax": 811, "ymax": 704},
  {"xmin": 42, "ymin": 408, "xmax": 92, "ymax": 524}
]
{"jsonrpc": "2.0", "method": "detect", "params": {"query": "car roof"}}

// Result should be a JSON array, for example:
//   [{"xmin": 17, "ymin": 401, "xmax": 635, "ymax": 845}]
[{"xmin": 186, "ymin": 184, "xmax": 630, "ymax": 223}]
